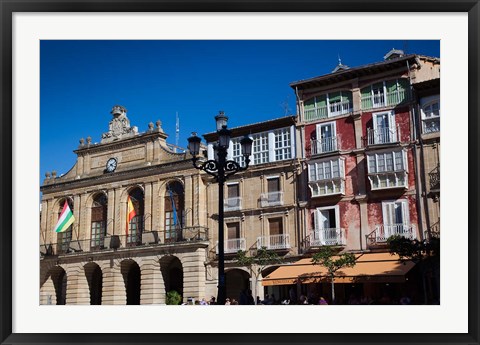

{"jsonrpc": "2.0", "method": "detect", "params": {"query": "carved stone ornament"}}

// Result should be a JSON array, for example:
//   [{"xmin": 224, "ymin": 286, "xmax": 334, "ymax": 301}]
[{"xmin": 101, "ymin": 105, "xmax": 138, "ymax": 143}]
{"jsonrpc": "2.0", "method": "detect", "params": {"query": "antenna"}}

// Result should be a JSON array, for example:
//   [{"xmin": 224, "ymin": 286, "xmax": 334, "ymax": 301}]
[
  {"xmin": 280, "ymin": 95, "xmax": 291, "ymax": 116},
  {"xmin": 175, "ymin": 112, "xmax": 180, "ymax": 147}
]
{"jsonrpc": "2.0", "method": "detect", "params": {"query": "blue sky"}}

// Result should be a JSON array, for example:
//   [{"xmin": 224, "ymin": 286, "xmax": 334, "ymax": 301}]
[{"xmin": 40, "ymin": 40, "xmax": 439, "ymax": 181}]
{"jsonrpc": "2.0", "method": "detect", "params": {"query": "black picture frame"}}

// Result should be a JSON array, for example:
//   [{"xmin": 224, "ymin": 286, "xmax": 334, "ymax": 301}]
[{"xmin": 1, "ymin": 1, "xmax": 478, "ymax": 344}]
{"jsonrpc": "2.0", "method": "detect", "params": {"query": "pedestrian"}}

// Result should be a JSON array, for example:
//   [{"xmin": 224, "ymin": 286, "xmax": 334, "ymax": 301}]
[
  {"xmin": 200, "ymin": 298, "xmax": 208, "ymax": 305},
  {"xmin": 239, "ymin": 289, "xmax": 248, "ymax": 305},
  {"xmin": 247, "ymin": 290, "xmax": 255, "ymax": 305},
  {"xmin": 225, "ymin": 298, "xmax": 231, "ymax": 305},
  {"xmin": 209, "ymin": 296, "xmax": 216, "ymax": 305},
  {"xmin": 256, "ymin": 296, "xmax": 261, "ymax": 305},
  {"xmin": 319, "ymin": 297, "xmax": 328, "ymax": 305}
]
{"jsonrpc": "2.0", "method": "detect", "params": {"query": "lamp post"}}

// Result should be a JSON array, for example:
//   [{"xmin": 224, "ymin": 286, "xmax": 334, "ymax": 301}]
[{"xmin": 187, "ymin": 111, "xmax": 253, "ymax": 305}]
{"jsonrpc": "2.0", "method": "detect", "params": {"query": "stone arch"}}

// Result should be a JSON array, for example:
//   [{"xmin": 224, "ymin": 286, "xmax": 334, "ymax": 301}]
[
  {"xmin": 121, "ymin": 259, "xmax": 141, "ymax": 305},
  {"xmin": 123, "ymin": 186, "xmax": 145, "ymax": 246},
  {"xmin": 88, "ymin": 193, "xmax": 108, "ymax": 250},
  {"xmin": 162, "ymin": 180, "xmax": 185, "ymax": 243},
  {"xmin": 40, "ymin": 265, "xmax": 67, "ymax": 305},
  {"xmin": 53, "ymin": 197, "xmax": 75, "ymax": 254},
  {"xmin": 160, "ymin": 255, "xmax": 183, "ymax": 301},
  {"xmin": 84, "ymin": 262, "xmax": 103, "ymax": 305},
  {"xmin": 225, "ymin": 268, "xmax": 251, "ymax": 303}
]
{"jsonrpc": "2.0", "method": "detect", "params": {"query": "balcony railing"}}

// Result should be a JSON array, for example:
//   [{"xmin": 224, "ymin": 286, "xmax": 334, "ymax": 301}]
[
  {"xmin": 224, "ymin": 197, "xmax": 242, "ymax": 211},
  {"xmin": 329, "ymin": 100, "xmax": 352, "ymax": 116},
  {"xmin": 216, "ymin": 238, "xmax": 246, "ymax": 254},
  {"xmin": 423, "ymin": 118, "xmax": 440, "ymax": 134},
  {"xmin": 304, "ymin": 106, "xmax": 328, "ymax": 122},
  {"xmin": 40, "ymin": 226, "xmax": 209, "ymax": 256},
  {"xmin": 367, "ymin": 224, "xmax": 416, "ymax": 245},
  {"xmin": 257, "ymin": 234, "xmax": 290, "ymax": 250},
  {"xmin": 310, "ymin": 137, "xmax": 338, "ymax": 155},
  {"xmin": 366, "ymin": 126, "xmax": 400, "ymax": 145},
  {"xmin": 368, "ymin": 171, "xmax": 407, "ymax": 190},
  {"xmin": 308, "ymin": 228, "xmax": 346, "ymax": 247},
  {"xmin": 309, "ymin": 178, "xmax": 345, "ymax": 197},
  {"xmin": 304, "ymin": 101, "xmax": 352, "ymax": 123},
  {"xmin": 260, "ymin": 192, "xmax": 284, "ymax": 207},
  {"xmin": 361, "ymin": 89, "xmax": 408, "ymax": 110},
  {"xmin": 429, "ymin": 165, "xmax": 440, "ymax": 191}
]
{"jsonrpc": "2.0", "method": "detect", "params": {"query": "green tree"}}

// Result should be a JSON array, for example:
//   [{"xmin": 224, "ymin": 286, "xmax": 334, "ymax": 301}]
[
  {"xmin": 311, "ymin": 246, "xmax": 356, "ymax": 304},
  {"xmin": 235, "ymin": 247, "xmax": 282, "ymax": 303},
  {"xmin": 387, "ymin": 235, "xmax": 440, "ymax": 304},
  {"xmin": 165, "ymin": 290, "xmax": 182, "ymax": 305}
]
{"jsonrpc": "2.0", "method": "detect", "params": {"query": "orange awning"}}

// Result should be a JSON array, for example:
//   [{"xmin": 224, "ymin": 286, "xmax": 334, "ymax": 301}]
[{"xmin": 262, "ymin": 252, "xmax": 415, "ymax": 286}]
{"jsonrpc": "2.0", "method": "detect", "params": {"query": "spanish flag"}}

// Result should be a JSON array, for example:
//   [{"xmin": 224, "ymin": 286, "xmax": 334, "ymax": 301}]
[{"xmin": 126, "ymin": 196, "xmax": 136, "ymax": 235}]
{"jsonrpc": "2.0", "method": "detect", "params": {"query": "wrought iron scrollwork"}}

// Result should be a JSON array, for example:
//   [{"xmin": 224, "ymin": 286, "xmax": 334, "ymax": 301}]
[{"xmin": 192, "ymin": 157, "xmax": 247, "ymax": 182}]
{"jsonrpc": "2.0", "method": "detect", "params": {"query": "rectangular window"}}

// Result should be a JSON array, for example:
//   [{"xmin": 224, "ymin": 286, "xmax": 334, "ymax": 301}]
[
  {"xmin": 309, "ymin": 158, "xmax": 343, "ymax": 181},
  {"xmin": 367, "ymin": 150, "xmax": 408, "ymax": 190},
  {"xmin": 381, "ymin": 200, "xmax": 410, "ymax": 239},
  {"xmin": 367, "ymin": 151, "xmax": 405, "ymax": 173},
  {"xmin": 225, "ymin": 183, "xmax": 241, "ymax": 210},
  {"xmin": 274, "ymin": 128, "xmax": 291, "ymax": 161},
  {"xmin": 422, "ymin": 100, "xmax": 440, "ymax": 133},
  {"xmin": 252, "ymin": 132, "xmax": 269, "ymax": 165},
  {"xmin": 311, "ymin": 206, "xmax": 344, "ymax": 246}
]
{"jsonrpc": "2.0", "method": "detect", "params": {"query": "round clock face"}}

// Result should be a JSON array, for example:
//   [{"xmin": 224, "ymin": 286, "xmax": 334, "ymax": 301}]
[{"xmin": 106, "ymin": 158, "xmax": 117, "ymax": 172}]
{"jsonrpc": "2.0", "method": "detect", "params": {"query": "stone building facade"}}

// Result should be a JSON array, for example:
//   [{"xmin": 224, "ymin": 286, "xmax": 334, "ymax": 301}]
[{"xmin": 40, "ymin": 105, "xmax": 210, "ymax": 305}]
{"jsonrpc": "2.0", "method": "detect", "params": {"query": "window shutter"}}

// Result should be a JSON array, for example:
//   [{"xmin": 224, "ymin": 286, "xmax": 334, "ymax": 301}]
[
  {"xmin": 341, "ymin": 91, "xmax": 352, "ymax": 103},
  {"xmin": 304, "ymin": 98, "xmax": 315, "ymax": 111},
  {"xmin": 268, "ymin": 218, "xmax": 283, "ymax": 235},
  {"xmin": 361, "ymin": 86, "xmax": 372, "ymax": 109},
  {"xmin": 328, "ymin": 91, "xmax": 341, "ymax": 103},
  {"xmin": 227, "ymin": 223, "xmax": 240, "ymax": 239},
  {"xmin": 386, "ymin": 79, "xmax": 397, "ymax": 93},
  {"xmin": 316, "ymin": 94, "xmax": 327, "ymax": 108},
  {"xmin": 368, "ymin": 155, "xmax": 376, "ymax": 173},
  {"xmin": 268, "ymin": 178, "xmax": 280, "ymax": 193},
  {"xmin": 228, "ymin": 184, "xmax": 239, "ymax": 198}
]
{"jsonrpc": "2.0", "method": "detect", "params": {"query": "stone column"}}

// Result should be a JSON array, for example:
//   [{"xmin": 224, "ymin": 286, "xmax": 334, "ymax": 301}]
[
  {"xmin": 140, "ymin": 257, "xmax": 165, "ymax": 304},
  {"xmin": 102, "ymin": 263, "xmax": 126, "ymax": 305},
  {"xmin": 181, "ymin": 249, "xmax": 207, "ymax": 303},
  {"xmin": 65, "ymin": 264, "xmax": 90, "ymax": 305},
  {"xmin": 107, "ymin": 189, "xmax": 115, "ymax": 235},
  {"xmin": 356, "ymin": 197, "xmax": 369, "ymax": 251},
  {"xmin": 73, "ymin": 194, "xmax": 82, "ymax": 240},
  {"xmin": 150, "ymin": 182, "xmax": 161, "ymax": 231},
  {"xmin": 79, "ymin": 193, "xmax": 89, "ymax": 241},
  {"xmin": 184, "ymin": 175, "xmax": 193, "ymax": 227},
  {"xmin": 144, "ymin": 182, "xmax": 153, "ymax": 232},
  {"xmin": 39, "ymin": 276, "xmax": 56, "ymax": 305},
  {"xmin": 114, "ymin": 187, "xmax": 123, "ymax": 237},
  {"xmin": 40, "ymin": 200, "xmax": 48, "ymax": 245}
]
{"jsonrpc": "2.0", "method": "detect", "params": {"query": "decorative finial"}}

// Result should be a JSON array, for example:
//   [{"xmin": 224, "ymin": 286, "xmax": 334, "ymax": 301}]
[
  {"xmin": 148, "ymin": 122, "xmax": 154, "ymax": 131},
  {"xmin": 86, "ymin": 136, "xmax": 92, "ymax": 145},
  {"xmin": 79, "ymin": 138, "xmax": 85, "ymax": 146},
  {"xmin": 45, "ymin": 172, "xmax": 51, "ymax": 179},
  {"xmin": 51, "ymin": 170, "xmax": 57, "ymax": 178}
]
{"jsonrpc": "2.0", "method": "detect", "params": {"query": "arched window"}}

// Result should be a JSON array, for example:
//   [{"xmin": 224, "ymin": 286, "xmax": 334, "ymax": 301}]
[
  {"xmin": 127, "ymin": 187, "xmax": 144, "ymax": 246},
  {"xmin": 56, "ymin": 198, "xmax": 73, "ymax": 254},
  {"xmin": 91, "ymin": 193, "xmax": 107, "ymax": 250},
  {"xmin": 164, "ymin": 181, "xmax": 184, "ymax": 243}
]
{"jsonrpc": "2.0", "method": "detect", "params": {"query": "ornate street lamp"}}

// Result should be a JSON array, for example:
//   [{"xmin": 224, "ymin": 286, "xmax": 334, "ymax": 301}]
[{"xmin": 187, "ymin": 111, "xmax": 253, "ymax": 305}]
